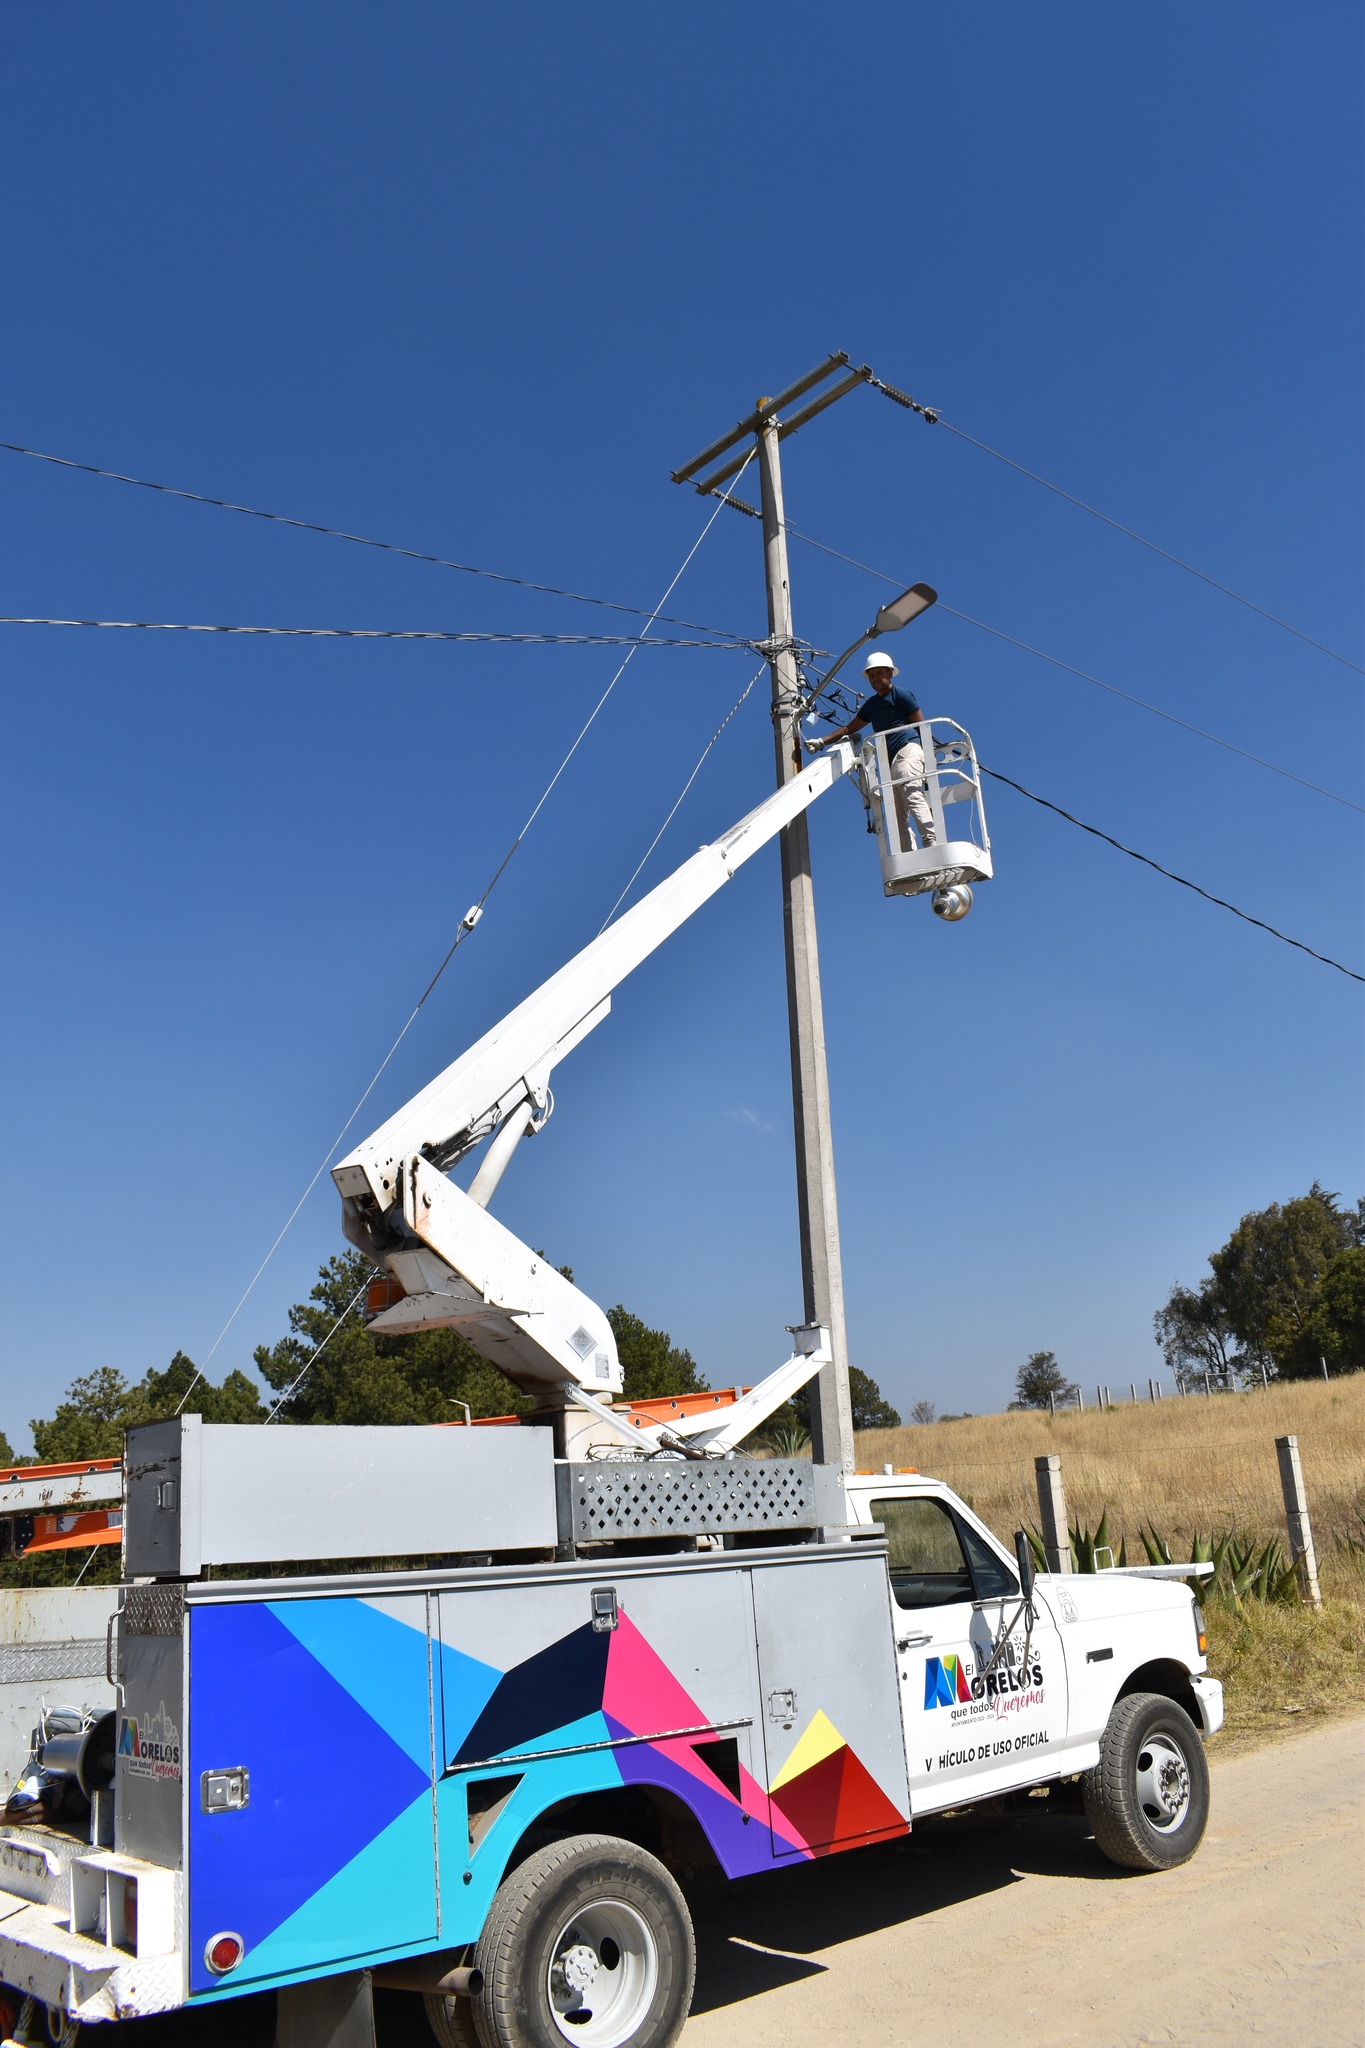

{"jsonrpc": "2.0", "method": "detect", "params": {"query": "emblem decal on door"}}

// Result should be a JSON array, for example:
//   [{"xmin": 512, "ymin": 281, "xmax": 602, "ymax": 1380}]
[{"xmin": 923, "ymin": 1655, "xmax": 974, "ymax": 1708}]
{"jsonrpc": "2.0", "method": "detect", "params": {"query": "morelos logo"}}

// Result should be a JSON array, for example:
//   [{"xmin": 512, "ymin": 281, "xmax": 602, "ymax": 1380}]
[
  {"xmin": 924, "ymin": 1655, "xmax": 973, "ymax": 1708},
  {"xmin": 924, "ymin": 1649, "xmax": 1047, "ymax": 1712},
  {"xmin": 117, "ymin": 1704, "xmax": 182, "ymax": 1781}
]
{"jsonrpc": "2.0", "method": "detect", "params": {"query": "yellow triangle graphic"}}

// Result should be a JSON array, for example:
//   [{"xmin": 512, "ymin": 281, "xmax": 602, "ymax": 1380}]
[{"xmin": 769, "ymin": 1707, "xmax": 846, "ymax": 1793}]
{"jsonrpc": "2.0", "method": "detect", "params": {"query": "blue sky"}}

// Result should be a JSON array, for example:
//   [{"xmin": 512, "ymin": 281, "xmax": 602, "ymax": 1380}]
[{"xmin": 0, "ymin": 3, "xmax": 1360, "ymax": 1443}]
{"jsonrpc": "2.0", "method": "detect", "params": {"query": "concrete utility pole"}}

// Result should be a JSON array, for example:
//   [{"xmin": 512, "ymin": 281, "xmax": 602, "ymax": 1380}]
[
  {"xmin": 754, "ymin": 415, "xmax": 853, "ymax": 1472},
  {"xmin": 673, "ymin": 354, "xmax": 876, "ymax": 1471}
]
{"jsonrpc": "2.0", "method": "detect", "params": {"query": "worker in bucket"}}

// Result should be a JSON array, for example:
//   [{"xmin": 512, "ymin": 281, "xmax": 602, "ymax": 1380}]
[{"xmin": 806, "ymin": 649, "xmax": 937, "ymax": 849}]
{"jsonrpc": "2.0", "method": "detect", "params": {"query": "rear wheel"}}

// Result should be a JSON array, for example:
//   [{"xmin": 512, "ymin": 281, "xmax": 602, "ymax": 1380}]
[
  {"xmin": 465, "ymin": 1834, "xmax": 694, "ymax": 2048},
  {"xmin": 1084, "ymin": 1691, "xmax": 1209, "ymax": 1871}
]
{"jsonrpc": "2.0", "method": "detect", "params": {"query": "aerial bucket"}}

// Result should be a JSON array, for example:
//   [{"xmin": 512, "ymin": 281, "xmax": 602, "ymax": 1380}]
[{"xmin": 853, "ymin": 717, "xmax": 992, "ymax": 903}]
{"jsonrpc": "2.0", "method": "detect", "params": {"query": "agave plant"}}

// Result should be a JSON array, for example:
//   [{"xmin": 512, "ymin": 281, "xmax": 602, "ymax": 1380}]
[
  {"xmin": 761, "ymin": 1424, "xmax": 811, "ymax": 1459},
  {"xmin": 1143, "ymin": 1523, "xmax": 1300, "ymax": 1603}
]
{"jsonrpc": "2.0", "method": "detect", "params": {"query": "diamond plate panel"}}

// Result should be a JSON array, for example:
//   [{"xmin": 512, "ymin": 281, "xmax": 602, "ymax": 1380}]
[
  {"xmin": 0, "ymin": 1642, "xmax": 106, "ymax": 1685},
  {"xmin": 123, "ymin": 1586, "xmax": 184, "ymax": 1638}
]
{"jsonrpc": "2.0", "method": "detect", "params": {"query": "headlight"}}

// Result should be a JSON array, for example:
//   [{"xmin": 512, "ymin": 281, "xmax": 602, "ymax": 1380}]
[{"xmin": 1192, "ymin": 1600, "xmax": 1207, "ymax": 1656}]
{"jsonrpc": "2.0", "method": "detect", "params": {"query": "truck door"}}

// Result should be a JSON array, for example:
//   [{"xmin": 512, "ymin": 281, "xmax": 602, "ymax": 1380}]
[{"xmin": 870, "ymin": 1495, "xmax": 1069, "ymax": 1813}]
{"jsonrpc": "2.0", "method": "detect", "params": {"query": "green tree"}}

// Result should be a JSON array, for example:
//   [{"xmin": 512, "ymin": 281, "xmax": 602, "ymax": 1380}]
[
  {"xmin": 789, "ymin": 1366, "xmax": 901, "ymax": 1434},
  {"xmin": 1010, "ymin": 1351, "xmax": 1077, "ymax": 1410},
  {"xmin": 1209, "ymin": 1184, "xmax": 1359, "ymax": 1379},
  {"xmin": 1296, "ymin": 1246, "xmax": 1365, "ymax": 1375},
  {"xmin": 252, "ymin": 1252, "xmax": 534, "ymax": 1426},
  {"xmin": 1153, "ymin": 1279, "xmax": 1239, "ymax": 1391},
  {"xmin": 605, "ymin": 1308, "xmax": 708, "ymax": 1403},
  {"xmin": 30, "ymin": 1353, "xmax": 265, "ymax": 1462}
]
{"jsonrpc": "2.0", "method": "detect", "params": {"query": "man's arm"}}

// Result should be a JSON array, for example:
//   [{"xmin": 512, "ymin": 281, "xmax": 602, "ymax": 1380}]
[{"xmin": 806, "ymin": 713, "xmax": 867, "ymax": 753}]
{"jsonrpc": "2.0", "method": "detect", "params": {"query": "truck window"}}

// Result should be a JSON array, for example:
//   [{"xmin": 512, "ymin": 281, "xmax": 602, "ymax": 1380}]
[
  {"xmin": 871, "ymin": 1496, "xmax": 973, "ymax": 1609},
  {"xmin": 954, "ymin": 1515, "xmax": 1018, "ymax": 1600}
]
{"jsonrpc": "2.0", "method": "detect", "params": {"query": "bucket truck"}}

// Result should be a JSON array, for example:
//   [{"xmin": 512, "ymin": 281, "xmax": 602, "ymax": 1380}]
[{"xmin": 0, "ymin": 732, "xmax": 1220, "ymax": 2048}]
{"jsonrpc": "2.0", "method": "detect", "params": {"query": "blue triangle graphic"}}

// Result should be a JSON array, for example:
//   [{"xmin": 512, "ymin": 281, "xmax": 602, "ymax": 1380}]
[{"xmin": 188, "ymin": 1602, "xmax": 431, "ymax": 1989}]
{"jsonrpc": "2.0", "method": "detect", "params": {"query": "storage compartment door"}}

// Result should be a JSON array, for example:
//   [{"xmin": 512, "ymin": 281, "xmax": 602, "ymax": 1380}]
[
  {"xmin": 751, "ymin": 1553, "xmax": 910, "ymax": 1859},
  {"xmin": 186, "ymin": 1592, "xmax": 437, "ymax": 1995}
]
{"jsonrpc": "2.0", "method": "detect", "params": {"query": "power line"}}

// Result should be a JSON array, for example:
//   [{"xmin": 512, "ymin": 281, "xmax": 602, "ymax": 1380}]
[
  {"xmin": 263, "ymin": 1280, "xmax": 370, "ymax": 1424},
  {"xmin": 979, "ymin": 765, "xmax": 1364, "ymax": 983},
  {"xmin": 0, "ymin": 616, "xmax": 751, "ymax": 649},
  {"xmin": 597, "ymin": 660, "xmax": 766, "ymax": 933},
  {"xmin": 864, "ymin": 374, "xmax": 1365, "ymax": 678},
  {"xmin": 0, "ymin": 438, "xmax": 746, "ymax": 642},
  {"xmin": 781, "ymin": 522, "xmax": 1362, "ymax": 814},
  {"xmin": 940, "ymin": 606, "xmax": 1362, "ymax": 815},
  {"xmin": 178, "ymin": 472, "xmax": 750, "ymax": 1409}
]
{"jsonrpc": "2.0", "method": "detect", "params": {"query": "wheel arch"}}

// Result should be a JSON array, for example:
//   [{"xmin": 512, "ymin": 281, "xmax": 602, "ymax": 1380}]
[
  {"xmin": 1115, "ymin": 1659, "xmax": 1199, "ymax": 1727},
  {"xmin": 498, "ymin": 1778, "xmax": 730, "ymax": 1884}
]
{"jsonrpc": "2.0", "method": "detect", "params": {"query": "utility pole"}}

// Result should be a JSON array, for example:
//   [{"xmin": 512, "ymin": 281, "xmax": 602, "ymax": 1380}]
[
  {"xmin": 673, "ymin": 354, "xmax": 875, "ymax": 1471},
  {"xmin": 755, "ymin": 415, "xmax": 853, "ymax": 1472}
]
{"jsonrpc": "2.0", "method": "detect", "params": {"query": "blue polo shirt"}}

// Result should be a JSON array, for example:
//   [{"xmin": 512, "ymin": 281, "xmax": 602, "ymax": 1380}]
[{"xmin": 857, "ymin": 685, "xmax": 923, "ymax": 758}]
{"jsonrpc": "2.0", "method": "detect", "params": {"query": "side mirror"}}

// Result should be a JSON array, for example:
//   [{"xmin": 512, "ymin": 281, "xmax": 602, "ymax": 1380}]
[{"xmin": 1014, "ymin": 1529, "xmax": 1036, "ymax": 1599}]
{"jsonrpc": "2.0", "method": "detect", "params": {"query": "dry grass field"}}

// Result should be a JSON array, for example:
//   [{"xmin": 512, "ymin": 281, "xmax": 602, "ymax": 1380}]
[
  {"xmin": 855, "ymin": 1373, "xmax": 1365, "ymax": 1553},
  {"xmin": 857, "ymin": 1374, "xmax": 1365, "ymax": 1746}
]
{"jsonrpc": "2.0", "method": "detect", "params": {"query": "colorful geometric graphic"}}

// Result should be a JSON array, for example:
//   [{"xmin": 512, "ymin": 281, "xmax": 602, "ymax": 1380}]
[
  {"xmin": 766, "ymin": 1708, "xmax": 908, "ymax": 1854},
  {"xmin": 924, "ymin": 1653, "xmax": 974, "ymax": 1709},
  {"xmin": 186, "ymin": 1588, "xmax": 909, "ymax": 2005}
]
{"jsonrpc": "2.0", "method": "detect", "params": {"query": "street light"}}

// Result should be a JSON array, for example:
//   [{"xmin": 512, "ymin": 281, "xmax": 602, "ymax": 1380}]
[{"xmin": 812, "ymin": 582, "xmax": 937, "ymax": 697}]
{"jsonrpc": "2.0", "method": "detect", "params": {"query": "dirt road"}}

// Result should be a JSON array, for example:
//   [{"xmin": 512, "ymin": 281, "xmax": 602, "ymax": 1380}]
[{"xmin": 681, "ymin": 1717, "xmax": 1364, "ymax": 2048}]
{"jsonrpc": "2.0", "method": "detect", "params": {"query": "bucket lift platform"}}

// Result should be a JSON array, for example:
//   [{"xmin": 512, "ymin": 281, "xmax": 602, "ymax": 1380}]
[{"xmin": 855, "ymin": 717, "xmax": 993, "ymax": 901}]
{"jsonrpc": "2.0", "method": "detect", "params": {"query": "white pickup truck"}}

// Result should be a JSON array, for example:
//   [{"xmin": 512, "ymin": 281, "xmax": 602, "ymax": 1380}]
[{"xmin": 842, "ymin": 1468, "xmax": 1221, "ymax": 1846}]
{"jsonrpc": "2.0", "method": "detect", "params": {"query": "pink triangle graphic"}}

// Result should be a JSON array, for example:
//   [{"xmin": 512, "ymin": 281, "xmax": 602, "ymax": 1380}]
[{"xmin": 605, "ymin": 1611, "xmax": 774, "ymax": 1828}]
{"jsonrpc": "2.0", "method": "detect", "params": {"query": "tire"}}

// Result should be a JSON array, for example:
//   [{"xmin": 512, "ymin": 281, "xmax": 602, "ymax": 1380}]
[
  {"xmin": 424, "ymin": 1983, "xmax": 482, "ymax": 2048},
  {"xmin": 1083, "ymin": 1691, "xmax": 1210, "ymax": 1872},
  {"xmin": 466, "ymin": 1833, "xmax": 695, "ymax": 2048}
]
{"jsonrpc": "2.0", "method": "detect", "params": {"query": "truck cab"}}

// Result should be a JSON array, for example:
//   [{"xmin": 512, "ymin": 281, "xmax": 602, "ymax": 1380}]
[{"xmin": 843, "ymin": 1470, "xmax": 1222, "ymax": 1817}]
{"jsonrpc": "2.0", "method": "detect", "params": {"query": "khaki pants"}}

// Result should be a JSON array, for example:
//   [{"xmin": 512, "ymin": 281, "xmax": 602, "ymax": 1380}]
[{"xmin": 890, "ymin": 741, "xmax": 935, "ymax": 850}]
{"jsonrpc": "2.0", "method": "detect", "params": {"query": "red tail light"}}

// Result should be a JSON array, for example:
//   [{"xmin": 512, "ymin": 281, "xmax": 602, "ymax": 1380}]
[{"xmin": 205, "ymin": 1931, "xmax": 244, "ymax": 1974}]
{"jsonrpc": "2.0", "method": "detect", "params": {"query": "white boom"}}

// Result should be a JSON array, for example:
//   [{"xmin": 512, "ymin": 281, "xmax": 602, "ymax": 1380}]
[{"xmin": 332, "ymin": 745, "xmax": 855, "ymax": 1429}]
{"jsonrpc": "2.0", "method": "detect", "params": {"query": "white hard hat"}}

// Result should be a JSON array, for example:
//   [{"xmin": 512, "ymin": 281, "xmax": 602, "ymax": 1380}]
[{"xmin": 863, "ymin": 649, "xmax": 898, "ymax": 674}]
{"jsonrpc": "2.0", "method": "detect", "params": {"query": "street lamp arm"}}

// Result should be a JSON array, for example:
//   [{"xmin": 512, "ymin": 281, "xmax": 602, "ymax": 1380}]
[{"xmin": 813, "ymin": 582, "xmax": 938, "ymax": 701}]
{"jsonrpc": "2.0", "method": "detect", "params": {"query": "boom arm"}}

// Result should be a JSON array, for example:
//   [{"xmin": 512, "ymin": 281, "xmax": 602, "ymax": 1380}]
[{"xmin": 332, "ymin": 743, "xmax": 854, "ymax": 1404}]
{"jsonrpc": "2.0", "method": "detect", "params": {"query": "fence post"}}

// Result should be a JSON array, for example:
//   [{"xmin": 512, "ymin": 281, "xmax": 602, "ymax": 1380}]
[
  {"xmin": 1321, "ymin": 1356, "xmax": 1329, "ymax": 1383},
  {"xmin": 1130, "ymin": 1382, "xmax": 1137, "ymax": 1403},
  {"xmin": 1035, "ymin": 1454, "xmax": 1072, "ymax": 1574},
  {"xmin": 1275, "ymin": 1434, "xmax": 1322, "ymax": 1609},
  {"xmin": 1048, "ymin": 1391, "xmax": 1055, "ymax": 1418},
  {"xmin": 1076, "ymin": 1388, "xmax": 1085, "ymax": 1413}
]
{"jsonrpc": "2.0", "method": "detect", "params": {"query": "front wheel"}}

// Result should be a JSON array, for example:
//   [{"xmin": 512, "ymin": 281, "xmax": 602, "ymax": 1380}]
[
  {"xmin": 1083, "ymin": 1691, "xmax": 1210, "ymax": 1871},
  {"xmin": 467, "ymin": 1833, "xmax": 695, "ymax": 2048}
]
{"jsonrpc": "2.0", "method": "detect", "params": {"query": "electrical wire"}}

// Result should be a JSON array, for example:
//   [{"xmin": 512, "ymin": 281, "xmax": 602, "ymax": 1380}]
[
  {"xmin": 263, "ymin": 1279, "xmax": 371, "ymax": 1424},
  {"xmin": 0, "ymin": 438, "xmax": 746, "ymax": 641},
  {"xmin": 782, "ymin": 522, "xmax": 1363, "ymax": 814},
  {"xmin": 864, "ymin": 374, "xmax": 1365, "ymax": 677},
  {"xmin": 596, "ymin": 660, "xmax": 767, "ymax": 933},
  {"xmin": 978, "ymin": 764, "xmax": 1364, "ymax": 983},
  {"xmin": 939, "ymin": 607, "xmax": 1362, "ymax": 815},
  {"xmin": 0, "ymin": 617, "xmax": 750, "ymax": 649},
  {"xmin": 177, "ymin": 466, "xmax": 752, "ymax": 1412}
]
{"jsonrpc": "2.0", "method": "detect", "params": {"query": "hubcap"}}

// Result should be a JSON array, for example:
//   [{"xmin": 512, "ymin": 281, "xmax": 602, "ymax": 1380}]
[
  {"xmin": 1135, "ymin": 1733, "xmax": 1191, "ymax": 1831},
  {"xmin": 546, "ymin": 1899, "xmax": 658, "ymax": 2047}
]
